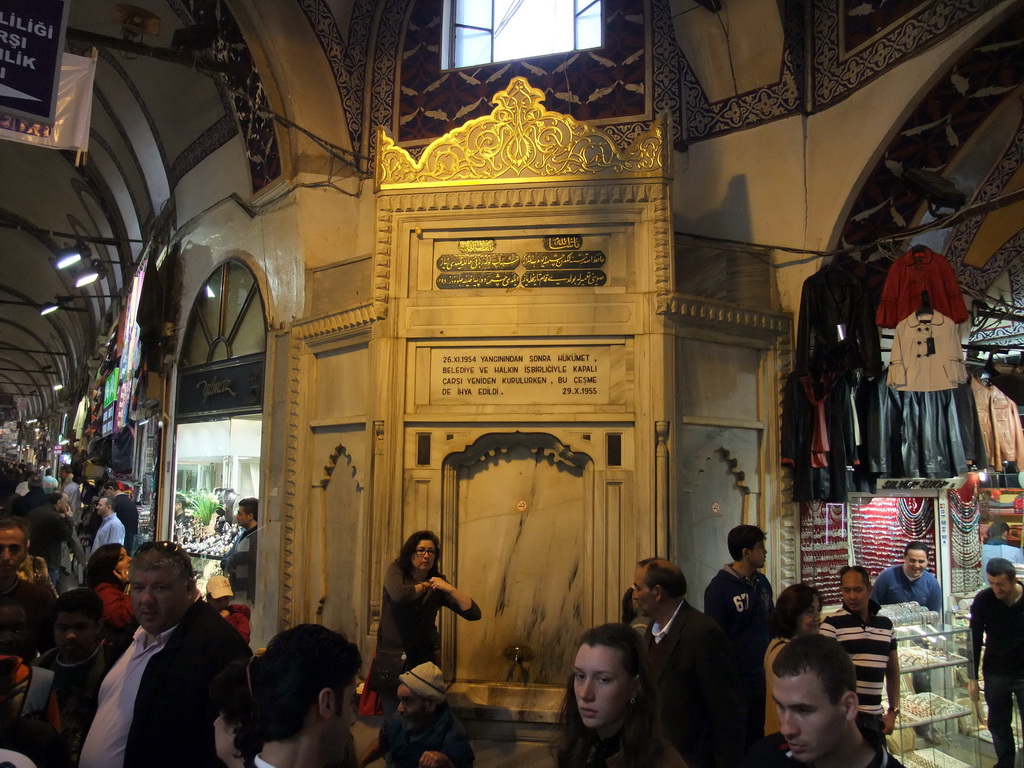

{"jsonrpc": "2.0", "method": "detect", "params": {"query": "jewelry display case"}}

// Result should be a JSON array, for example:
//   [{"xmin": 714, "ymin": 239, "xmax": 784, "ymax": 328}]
[{"xmin": 885, "ymin": 622, "xmax": 981, "ymax": 768}]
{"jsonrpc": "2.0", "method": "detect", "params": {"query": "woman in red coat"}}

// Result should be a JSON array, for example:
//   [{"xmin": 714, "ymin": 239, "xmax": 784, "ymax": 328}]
[{"xmin": 85, "ymin": 543, "xmax": 133, "ymax": 639}]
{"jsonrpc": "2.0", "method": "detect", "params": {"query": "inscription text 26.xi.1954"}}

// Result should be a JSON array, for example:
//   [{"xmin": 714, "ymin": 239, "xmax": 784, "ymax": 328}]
[{"xmin": 430, "ymin": 346, "xmax": 609, "ymax": 404}]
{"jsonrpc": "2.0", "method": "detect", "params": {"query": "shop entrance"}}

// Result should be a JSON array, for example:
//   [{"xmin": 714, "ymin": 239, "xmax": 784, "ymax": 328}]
[{"xmin": 171, "ymin": 260, "xmax": 266, "ymax": 590}]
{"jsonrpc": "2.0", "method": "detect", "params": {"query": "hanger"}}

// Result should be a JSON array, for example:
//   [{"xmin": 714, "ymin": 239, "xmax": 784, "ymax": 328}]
[
  {"xmin": 982, "ymin": 352, "xmax": 998, "ymax": 385},
  {"xmin": 915, "ymin": 290, "xmax": 932, "ymax": 319},
  {"xmin": 910, "ymin": 243, "xmax": 929, "ymax": 262}
]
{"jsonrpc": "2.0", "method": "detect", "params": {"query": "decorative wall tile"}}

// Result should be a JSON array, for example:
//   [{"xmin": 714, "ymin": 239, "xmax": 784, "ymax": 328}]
[
  {"xmin": 395, "ymin": 0, "xmax": 647, "ymax": 145},
  {"xmin": 812, "ymin": 0, "xmax": 990, "ymax": 110}
]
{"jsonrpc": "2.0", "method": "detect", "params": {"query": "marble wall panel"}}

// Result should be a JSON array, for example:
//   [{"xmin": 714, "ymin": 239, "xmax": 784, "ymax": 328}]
[
  {"xmin": 304, "ymin": 429, "xmax": 368, "ymax": 637},
  {"xmin": 677, "ymin": 339, "xmax": 761, "ymax": 423},
  {"xmin": 312, "ymin": 343, "xmax": 370, "ymax": 424},
  {"xmin": 453, "ymin": 444, "xmax": 590, "ymax": 685},
  {"xmin": 675, "ymin": 424, "xmax": 760, "ymax": 610}
]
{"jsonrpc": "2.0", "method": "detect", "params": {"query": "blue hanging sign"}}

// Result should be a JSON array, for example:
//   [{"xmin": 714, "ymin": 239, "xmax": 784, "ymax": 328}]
[{"xmin": 0, "ymin": 0, "xmax": 69, "ymax": 123}]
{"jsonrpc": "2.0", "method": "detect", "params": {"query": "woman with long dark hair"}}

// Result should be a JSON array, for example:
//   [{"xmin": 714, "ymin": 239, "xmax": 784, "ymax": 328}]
[
  {"xmin": 370, "ymin": 530, "xmax": 480, "ymax": 717},
  {"xmin": 555, "ymin": 623, "xmax": 687, "ymax": 768},
  {"xmin": 238, "ymin": 624, "xmax": 360, "ymax": 768},
  {"xmin": 85, "ymin": 544, "xmax": 133, "ymax": 639},
  {"xmin": 763, "ymin": 582, "xmax": 821, "ymax": 735}
]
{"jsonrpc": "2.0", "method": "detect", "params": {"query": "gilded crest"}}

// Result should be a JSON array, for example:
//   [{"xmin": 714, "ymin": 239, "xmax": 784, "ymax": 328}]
[{"xmin": 376, "ymin": 77, "xmax": 666, "ymax": 189}]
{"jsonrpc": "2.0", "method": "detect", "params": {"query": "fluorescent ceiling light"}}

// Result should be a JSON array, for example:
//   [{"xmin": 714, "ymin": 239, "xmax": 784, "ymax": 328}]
[
  {"xmin": 56, "ymin": 251, "xmax": 82, "ymax": 269},
  {"xmin": 75, "ymin": 271, "xmax": 99, "ymax": 288},
  {"xmin": 52, "ymin": 384, "xmax": 63, "ymax": 391},
  {"xmin": 39, "ymin": 302, "xmax": 59, "ymax": 316}
]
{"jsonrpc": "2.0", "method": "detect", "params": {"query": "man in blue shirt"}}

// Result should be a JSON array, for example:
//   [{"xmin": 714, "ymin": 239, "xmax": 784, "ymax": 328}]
[
  {"xmin": 871, "ymin": 541, "xmax": 942, "ymax": 613},
  {"xmin": 359, "ymin": 662, "xmax": 474, "ymax": 768},
  {"xmin": 703, "ymin": 524, "xmax": 774, "ymax": 748}
]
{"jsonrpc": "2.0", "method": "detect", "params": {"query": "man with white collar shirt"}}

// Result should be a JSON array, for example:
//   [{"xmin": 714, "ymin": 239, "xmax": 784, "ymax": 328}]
[
  {"xmin": 633, "ymin": 558, "xmax": 742, "ymax": 768},
  {"xmin": 78, "ymin": 541, "xmax": 250, "ymax": 768}
]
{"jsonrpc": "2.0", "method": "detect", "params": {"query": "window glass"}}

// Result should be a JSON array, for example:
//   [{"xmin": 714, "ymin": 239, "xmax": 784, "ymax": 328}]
[
  {"xmin": 456, "ymin": 26, "xmax": 492, "ymax": 68},
  {"xmin": 456, "ymin": 1, "xmax": 491, "ymax": 27},
  {"xmin": 180, "ymin": 261, "xmax": 265, "ymax": 366},
  {"xmin": 576, "ymin": 0, "xmax": 602, "ymax": 48},
  {"xmin": 449, "ymin": 0, "xmax": 601, "ymax": 69}
]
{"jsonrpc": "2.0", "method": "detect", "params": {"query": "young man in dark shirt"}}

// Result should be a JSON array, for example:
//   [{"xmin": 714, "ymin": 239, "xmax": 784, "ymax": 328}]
[
  {"xmin": 746, "ymin": 634, "xmax": 905, "ymax": 768},
  {"xmin": 34, "ymin": 589, "xmax": 115, "ymax": 763},
  {"xmin": 969, "ymin": 557, "xmax": 1024, "ymax": 768}
]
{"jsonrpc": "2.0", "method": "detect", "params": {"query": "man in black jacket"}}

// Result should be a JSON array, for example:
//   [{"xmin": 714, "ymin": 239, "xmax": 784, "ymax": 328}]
[
  {"xmin": 633, "ymin": 558, "xmax": 743, "ymax": 768},
  {"xmin": 969, "ymin": 557, "xmax": 1024, "ymax": 768},
  {"xmin": 78, "ymin": 541, "xmax": 251, "ymax": 768},
  {"xmin": 11, "ymin": 473, "xmax": 46, "ymax": 518}
]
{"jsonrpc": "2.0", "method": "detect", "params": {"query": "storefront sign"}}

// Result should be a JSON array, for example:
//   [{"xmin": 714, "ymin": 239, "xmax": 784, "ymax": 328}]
[
  {"xmin": 0, "ymin": 0, "xmax": 69, "ymax": 123},
  {"xmin": 877, "ymin": 477, "xmax": 966, "ymax": 491},
  {"xmin": 176, "ymin": 355, "xmax": 264, "ymax": 422},
  {"xmin": 429, "ymin": 345, "xmax": 609, "ymax": 404}
]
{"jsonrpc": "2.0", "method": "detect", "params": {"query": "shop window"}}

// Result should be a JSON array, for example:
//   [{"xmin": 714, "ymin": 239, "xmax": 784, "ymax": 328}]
[
  {"xmin": 174, "ymin": 261, "xmax": 266, "ymax": 576},
  {"xmin": 181, "ymin": 261, "xmax": 266, "ymax": 368},
  {"xmin": 444, "ymin": 0, "xmax": 602, "ymax": 69}
]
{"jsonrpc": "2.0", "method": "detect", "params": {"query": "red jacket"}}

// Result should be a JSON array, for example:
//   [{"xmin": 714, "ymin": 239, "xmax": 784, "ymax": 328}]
[
  {"xmin": 875, "ymin": 247, "xmax": 967, "ymax": 328},
  {"xmin": 222, "ymin": 604, "xmax": 251, "ymax": 643},
  {"xmin": 95, "ymin": 582, "xmax": 133, "ymax": 630}
]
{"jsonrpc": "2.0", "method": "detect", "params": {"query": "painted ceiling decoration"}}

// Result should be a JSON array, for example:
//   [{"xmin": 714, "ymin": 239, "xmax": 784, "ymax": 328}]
[
  {"xmin": 840, "ymin": 5, "xmax": 1024, "ymax": 274},
  {"xmin": 171, "ymin": 0, "xmax": 281, "ymax": 192},
  {"xmin": 677, "ymin": 0, "xmax": 804, "ymax": 143},
  {"xmin": 812, "ymin": 0, "xmax": 992, "ymax": 109}
]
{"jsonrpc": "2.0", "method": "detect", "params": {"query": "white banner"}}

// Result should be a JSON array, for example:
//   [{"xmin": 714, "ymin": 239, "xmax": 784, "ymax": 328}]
[{"xmin": 0, "ymin": 52, "xmax": 95, "ymax": 151}]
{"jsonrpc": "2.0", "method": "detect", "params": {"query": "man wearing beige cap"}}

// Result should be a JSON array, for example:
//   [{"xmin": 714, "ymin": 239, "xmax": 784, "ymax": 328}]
[
  {"xmin": 205, "ymin": 574, "xmax": 251, "ymax": 644},
  {"xmin": 358, "ymin": 661, "xmax": 474, "ymax": 768}
]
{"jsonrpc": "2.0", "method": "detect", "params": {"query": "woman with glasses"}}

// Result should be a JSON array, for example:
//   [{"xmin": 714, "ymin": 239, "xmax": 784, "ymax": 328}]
[
  {"xmin": 762, "ymin": 582, "xmax": 821, "ymax": 736},
  {"xmin": 370, "ymin": 530, "xmax": 480, "ymax": 717}
]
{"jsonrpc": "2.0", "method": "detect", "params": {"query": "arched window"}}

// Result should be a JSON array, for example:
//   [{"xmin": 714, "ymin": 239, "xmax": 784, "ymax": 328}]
[{"xmin": 180, "ymin": 260, "xmax": 266, "ymax": 367}]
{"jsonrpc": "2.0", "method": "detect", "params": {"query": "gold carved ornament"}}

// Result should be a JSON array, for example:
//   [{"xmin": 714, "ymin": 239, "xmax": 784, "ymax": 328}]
[{"xmin": 376, "ymin": 77, "xmax": 666, "ymax": 189}]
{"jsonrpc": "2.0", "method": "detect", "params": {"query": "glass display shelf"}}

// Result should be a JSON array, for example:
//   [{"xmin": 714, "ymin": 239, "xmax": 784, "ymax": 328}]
[{"xmin": 883, "ymin": 622, "xmax": 980, "ymax": 767}]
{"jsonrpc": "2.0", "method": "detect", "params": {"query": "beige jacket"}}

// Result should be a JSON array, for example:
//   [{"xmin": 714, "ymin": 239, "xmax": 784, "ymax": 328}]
[{"xmin": 887, "ymin": 310, "xmax": 967, "ymax": 391}]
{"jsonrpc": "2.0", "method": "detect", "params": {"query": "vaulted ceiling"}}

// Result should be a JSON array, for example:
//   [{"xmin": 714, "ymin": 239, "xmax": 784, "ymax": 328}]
[{"xmin": 1, "ymin": 0, "xmax": 1023, "ymax": 425}]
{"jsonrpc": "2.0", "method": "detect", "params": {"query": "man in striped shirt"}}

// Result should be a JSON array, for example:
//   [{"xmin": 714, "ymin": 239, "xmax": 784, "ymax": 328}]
[{"xmin": 819, "ymin": 565, "xmax": 901, "ymax": 734}]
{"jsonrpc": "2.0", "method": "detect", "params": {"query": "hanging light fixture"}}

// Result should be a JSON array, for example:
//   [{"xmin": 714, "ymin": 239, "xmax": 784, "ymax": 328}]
[
  {"xmin": 55, "ymin": 241, "xmax": 91, "ymax": 270},
  {"xmin": 74, "ymin": 259, "xmax": 103, "ymax": 287}
]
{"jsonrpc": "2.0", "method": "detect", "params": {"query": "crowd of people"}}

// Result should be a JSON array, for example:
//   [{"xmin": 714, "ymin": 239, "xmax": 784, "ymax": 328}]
[{"xmin": 0, "ymin": 460, "xmax": 1018, "ymax": 768}]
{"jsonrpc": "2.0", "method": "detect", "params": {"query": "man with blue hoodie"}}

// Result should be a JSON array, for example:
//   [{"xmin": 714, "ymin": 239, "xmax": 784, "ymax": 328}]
[{"xmin": 703, "ymin": 524, "xmax": 774, "ymax": 747}]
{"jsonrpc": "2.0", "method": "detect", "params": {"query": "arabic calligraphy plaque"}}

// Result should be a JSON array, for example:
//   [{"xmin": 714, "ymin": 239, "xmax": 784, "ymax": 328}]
[
  {"xmin": 436, "ymin": 272, "xmax": 521, "ymax": 289},
  {"xmin": 436, "ymin": 253, "xmax": 520, "ymax": 271},
  {"xmin": 545, "ymin": 235, "xmax": 583, "ymax": 251},
  {"xmin": 459, "ymin": 239, "xmax": 497, "ymax": 253},
  {"xmin": 521, "ymin": 270, "xmax": 607, "ymax": 288},
  {"xmin": 521, "ymin": 251, "xmax": 606, "ymax": 269}
]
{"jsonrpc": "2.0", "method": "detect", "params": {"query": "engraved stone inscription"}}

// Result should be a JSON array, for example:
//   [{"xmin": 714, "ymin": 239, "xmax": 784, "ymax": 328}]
[{"xmin": 431, "ymin": 346, "xmax": 609, "ymax": 404}]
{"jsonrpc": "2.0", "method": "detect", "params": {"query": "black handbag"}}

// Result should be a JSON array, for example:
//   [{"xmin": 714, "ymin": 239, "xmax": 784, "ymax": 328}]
[{"xmin": 367, "ymin": 650, "xmax": 407, "ymax": 696}]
